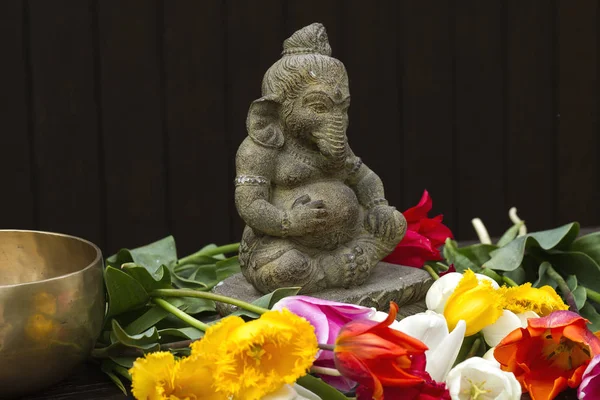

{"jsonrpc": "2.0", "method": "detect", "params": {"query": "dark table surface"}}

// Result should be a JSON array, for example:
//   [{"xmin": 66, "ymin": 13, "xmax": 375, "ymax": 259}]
[{"xmin": 21, "ymin": 362, "xmax": 131, "ymax": 399}]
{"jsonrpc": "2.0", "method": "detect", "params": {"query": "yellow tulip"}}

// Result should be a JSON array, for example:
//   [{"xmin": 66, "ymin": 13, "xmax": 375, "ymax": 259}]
[{"xmin": 444, "ymin": 270, "xmax": 504, "ymax": 336}]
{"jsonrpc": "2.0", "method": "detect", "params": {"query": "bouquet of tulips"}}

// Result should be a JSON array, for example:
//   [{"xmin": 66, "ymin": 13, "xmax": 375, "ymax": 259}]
[{"xmin": 93, "ymin": 190, "xmax": 600, "ymax": 400}]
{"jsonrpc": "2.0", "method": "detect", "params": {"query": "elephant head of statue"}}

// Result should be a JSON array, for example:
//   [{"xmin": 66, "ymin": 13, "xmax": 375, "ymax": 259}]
[{"xmin": 246, "ymin": 23, "xmax": 351, "ymax": 168}]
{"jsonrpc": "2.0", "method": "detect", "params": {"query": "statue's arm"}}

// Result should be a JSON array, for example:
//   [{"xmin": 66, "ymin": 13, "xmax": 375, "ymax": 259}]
[
  {"xmin": 234, "ymin": 138, "xmax": 289, "ymax": 237},
  {"xmin": 346, "ymin": 155, "xmax": 389, "ymax": 209}
]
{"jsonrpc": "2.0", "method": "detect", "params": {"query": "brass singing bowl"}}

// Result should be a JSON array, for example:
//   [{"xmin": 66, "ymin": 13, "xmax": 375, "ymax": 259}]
[{"xmin": 0, "ymin": 230, "xmax": 104, "ymax": 398}]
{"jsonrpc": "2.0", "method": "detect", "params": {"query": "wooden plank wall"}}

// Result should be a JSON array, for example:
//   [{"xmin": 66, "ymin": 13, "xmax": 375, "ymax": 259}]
[{"xmin": 1, "ymin": 0, "xmax": 598, "ymax": 257}]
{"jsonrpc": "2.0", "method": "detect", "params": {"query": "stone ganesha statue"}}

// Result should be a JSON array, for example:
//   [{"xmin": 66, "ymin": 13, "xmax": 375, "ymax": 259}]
[{"xmin": 235, "ymin": 23, "xmax": 407, "ymax": 294}]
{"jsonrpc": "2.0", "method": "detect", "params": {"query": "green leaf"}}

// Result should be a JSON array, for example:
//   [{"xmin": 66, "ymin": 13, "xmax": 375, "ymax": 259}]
[
  {"xmin": 497, "ymin": 221, "xmax": 524, "ymax": 247},
  {"xmin": 216, "ymin": 256, "xmax": 241, "ymax": 282},
  {"xmin": 485, "ymin": 223, "xmax": 580, "ymax": 271},
  {"xmin": 100, "ymin": 360, "xmax": 129, "ymax": 395},
  {"xmin": 170, "ymin": 271, "xmax": 209, "ymax": 290},
  {"xmin": 124, "ymin": 306, "xmax": 170, "ymax": 335},
  {"xmin": 573, "ymin": 287, "xmax": 587, "ymax": 310},
  {"xmin": 107, "ymin": 236, "xmax": 178, "ymax": 274},
  {"xmin": 176, "ymin": 296, "xmax": 216, "ymax": 315},
  {"xmin": 462, "ymin": 244, "xmax": 499, "ymax": 266},
  {"xmin": 550, "ymin": 251, "xmax": 600, "ymax": 292},
  {"xmin": 111, "ymin": 319, "xmax": 160, "ymax": 351},
  {"xmin": 571, "ymin": 232, "xmax": 600, "ymax": 266},
  {"xmin": 104, "ymin": 266, "xmax": 149, "ymax": 318},
  {"xmin": 109, "ymin": 356, "xmax": 135, "ymax": 369},
  {"xmin": 231, "ymin": 287, "xmax": 301, "ymax": 319},
  {"xmin": 296, "ymin": 375, "xmax": 349, "ymax": 400},
  {"xmin": 158, "ymin": 327, "xmax": 204, "ymax": 340},
  {"xmin": 443, "ymin": 239, "xmax": 481, "ymax": 272},
  {"xmin": 533, "ymin": 262, "xmax": 557, "ymax": 289},
  {"xmin": 122, "ymin": 264, "xmax": 172, "ymax": 293},
  {"xmin": 504, "ymin": 266, "xmax": 527, "ymax": 285},
  {"xmin": 581, "ymin": 302, "xmax": 600, "ymax": 332}
]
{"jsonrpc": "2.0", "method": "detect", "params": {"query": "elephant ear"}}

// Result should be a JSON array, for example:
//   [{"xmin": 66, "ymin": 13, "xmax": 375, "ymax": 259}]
[{"xmin": 246, "ymin": 95, "xmax": 284, "ymax": 149}]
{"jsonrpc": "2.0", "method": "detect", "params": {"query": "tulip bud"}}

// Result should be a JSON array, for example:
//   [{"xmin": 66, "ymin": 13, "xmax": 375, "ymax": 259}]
[{"xmin": 443, "ymin": 270, "xmax": 504, "ymax": 336}]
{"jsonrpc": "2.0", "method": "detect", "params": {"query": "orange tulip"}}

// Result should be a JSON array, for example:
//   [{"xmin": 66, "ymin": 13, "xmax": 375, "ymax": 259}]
[
  {"xmin": 334, "ymin": 302, "xmax": 429, "ymax": 399},
  {"xmin": 494, "ymin": 310, "xmax": 600, "ymax": 400}
]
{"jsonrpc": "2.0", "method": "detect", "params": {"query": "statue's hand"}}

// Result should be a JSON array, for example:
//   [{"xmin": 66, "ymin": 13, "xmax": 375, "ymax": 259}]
[
  {"xmin": 287, "ymin": 194, "xmax": 328, "ymax": 236},
  {"xmin": 365, "ymin": 205, "xmax": 402, "ymax": 242}
]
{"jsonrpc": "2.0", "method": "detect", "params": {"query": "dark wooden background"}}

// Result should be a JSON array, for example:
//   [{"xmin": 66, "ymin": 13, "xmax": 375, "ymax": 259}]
[{"xmin": 1, "ymin": 0, "xmax": 599, "ymax": 257}]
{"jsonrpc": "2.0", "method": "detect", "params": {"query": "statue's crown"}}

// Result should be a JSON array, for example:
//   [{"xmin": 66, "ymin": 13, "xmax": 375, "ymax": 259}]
[{"xmin": 282, "ymin": 23, "xmax": 332, "ymax": 57}]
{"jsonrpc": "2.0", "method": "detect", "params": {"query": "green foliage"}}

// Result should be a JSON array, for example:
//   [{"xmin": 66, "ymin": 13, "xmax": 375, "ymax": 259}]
[
  {"xmin": 106, "ymin": 236, "xmax": 178, "ymax": 274},
  {"xmin": 104, "ymin": 266, "xmax": 149, "ymax": 318},
  {"xmin": 231, "ymin": 287, "xmax": 302, "ymax": 319},
  {"xmin": 485, "ymin": 223, "xmax": 579, "ymax": 271},
  {"xmin": 297, "ymin": 375, "xmax": 350, "ymax": 400}
]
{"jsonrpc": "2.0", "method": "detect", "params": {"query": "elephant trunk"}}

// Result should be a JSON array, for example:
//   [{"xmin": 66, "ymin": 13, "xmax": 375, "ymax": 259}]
[{"xmin": 315, "ymin": 114, "xmax": 347, "ymax": 166}]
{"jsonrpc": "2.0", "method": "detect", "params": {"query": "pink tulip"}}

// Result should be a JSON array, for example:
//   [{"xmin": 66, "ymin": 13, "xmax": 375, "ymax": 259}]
[
  {"xmin": 271, "ymin": 295, "xmax": 375, "ymax": 391},
  {"xmin": 579, "ymin": 354, "xmax": 600, "ymax": 399}
]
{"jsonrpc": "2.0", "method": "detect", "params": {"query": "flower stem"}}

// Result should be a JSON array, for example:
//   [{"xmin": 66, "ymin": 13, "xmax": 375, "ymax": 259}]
[
  {"xmin": 545, "ymin": 264, "xmax": 578, "ymax": 311},
  {"xmin": 310, "ymin": 366, "xmax": 342, "ymax": 377},
  {"xmin": 151, "ymin": 289, "xmax": 268, "ymax": 315},
  {"xmin": 472, "ymin": 218, "xmax": 492, "ymax": 244},
  {"xmin": 152, "ymin": 298, "xmax": 210, "ymax": 331},
  {"xmin": 423, "ymin": 264, "xmax": 440, "ymax": 280},
  {"xmin": 502, "ymin": 275, "xmax": 519, "ymax": 287},
  {"xmin": 178, "ymin": 243, "xmax": 240, "ymax": 265},
  {"xmin": 466, "ymin": 337, "xmax": 482, "ymax": 359},
  {"xmin": 585, "ymin": 287, "xmax": 600, "ymax": 304},
  {"xmin": 318, "ymin": 343, "xmax": 335, "ymax": 351}
]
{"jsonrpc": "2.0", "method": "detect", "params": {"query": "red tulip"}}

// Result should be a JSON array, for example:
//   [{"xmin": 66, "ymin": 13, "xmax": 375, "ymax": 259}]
[
  {"xmin": 334, "ymin": 302, "xmax": 429, "ymax": 399},
  {"xmin": 356, "ymin": 376, "xmax": 451, "ymax": 400},
  {"xmin": 494, "ymin": 310, "xmax": 600, "ymax": 400},
  {"xmin": 384, "ymin": 190, "xmax": 453, "ymax": 268}
]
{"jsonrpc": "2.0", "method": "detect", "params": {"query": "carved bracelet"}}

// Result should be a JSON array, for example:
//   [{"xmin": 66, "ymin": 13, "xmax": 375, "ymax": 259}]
[{"xmin": 234, "ymin": 175, "xmax": 270, "ymax": 187}]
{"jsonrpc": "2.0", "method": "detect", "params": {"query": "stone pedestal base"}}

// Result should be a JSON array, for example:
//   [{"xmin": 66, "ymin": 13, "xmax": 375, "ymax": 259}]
[{"xmin": 212, "ymin": 262, "xmax": 431, "ymax": 318}]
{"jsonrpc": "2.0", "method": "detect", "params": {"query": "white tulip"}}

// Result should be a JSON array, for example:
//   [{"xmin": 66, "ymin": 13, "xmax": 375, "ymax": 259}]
[
  {"xmin": 370, "ymin": 310, "xmax": 466, "ymax": 382},
  {"xmin": 426, "ymin": 272, "xmax": 500, "ymax": 314},
  {"xmin": 262, "ymin": 384, "xmax": 321, "ymax": 400},
  {"xmin": 516, "ymin": 310, "xmax": 540, "ymax": 327},
  {"xmin": 482, "ymin": 347, "xmax": 498, "ymax": 363},
  {"xmin": 446, "ymin": 357, "xmax": 521, "ymax": 400},
  {"xmin": 482, "ymin": 310, "xmax": 541, "ymax": 347},
  {"xmin": 481, "ymin": 310, "xmax": 521, "ymax": 347}
]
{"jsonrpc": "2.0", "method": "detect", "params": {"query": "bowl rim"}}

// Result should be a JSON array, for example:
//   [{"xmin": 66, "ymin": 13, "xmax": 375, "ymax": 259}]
[{"xmin": 0, "ymin": 229, "xmax": 103, "ymax": 288}]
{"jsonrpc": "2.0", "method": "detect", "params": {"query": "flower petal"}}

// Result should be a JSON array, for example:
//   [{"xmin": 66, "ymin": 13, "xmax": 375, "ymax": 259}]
[
  {"xmin": 516, "ymin": 311, "xmax": 540, "ymax": 328},
  {"xmin": 482, "ymin": 309, "xmax": 522, "ymax": 347},
  {"xmin": 425, "ymin": 272, "xmax": 464, "ymax": 313},
  {"xmin": 579, "ymin": 355, "xmax": 600, "ymax": 399},
  {"xmin": 395, "ymin": 310, "xmax": 449, "ymax": 352},
  {"xmin": 426, "ymin": 319, "xmax": 466, "ymax": 382},
  {"xmin": 446, "ymin": 357, "xmax": 521, "ymax": 400}
]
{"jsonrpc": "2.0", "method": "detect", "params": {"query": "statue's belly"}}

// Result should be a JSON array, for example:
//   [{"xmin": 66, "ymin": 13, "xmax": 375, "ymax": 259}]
[{"xmin": 272, "ymin": 180, "xmax": 362, "ymax": 250}]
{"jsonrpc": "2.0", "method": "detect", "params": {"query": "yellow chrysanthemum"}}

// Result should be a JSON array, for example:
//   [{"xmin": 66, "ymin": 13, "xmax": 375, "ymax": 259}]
[
  {"xmin": 129, "ymin": 351, "xmax": 226, "ymax": 400},
  {"xmin": 190, "ymin": 314, "xmax": 245, "ymax": 359},
  {"xmin": 129, "ymin": 351, "xmax": 176, "ymax": 400},
  {"xmin": 498, "ymin": 282, "xmax": 568, "ymax": 316},
  {"xmin": 213, "ymin": 308, "xmax": 319, "ymax": 400},
  {"xmin": 173, "ymin": 355, "xmax": 227, "ymax": 400},
  {"xmin": 444, "ymin": 269, "xmax": 504, "ymax": 336}
]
